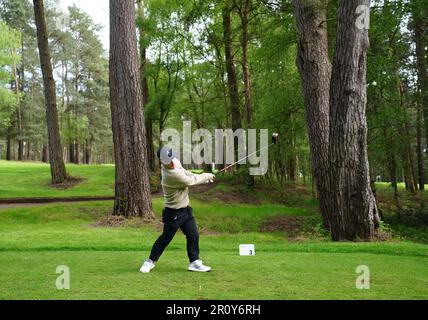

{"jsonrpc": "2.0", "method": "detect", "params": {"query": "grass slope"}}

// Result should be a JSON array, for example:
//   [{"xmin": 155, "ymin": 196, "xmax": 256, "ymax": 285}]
[{"xmin": 0, "ymin": 161, "xmax": 114, "ymax": 198}]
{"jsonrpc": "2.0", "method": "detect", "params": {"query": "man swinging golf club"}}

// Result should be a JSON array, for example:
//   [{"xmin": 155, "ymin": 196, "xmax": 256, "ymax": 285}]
[{"xmin": 140, "ymin": 147, "xmax": 215, "ymax": 273}]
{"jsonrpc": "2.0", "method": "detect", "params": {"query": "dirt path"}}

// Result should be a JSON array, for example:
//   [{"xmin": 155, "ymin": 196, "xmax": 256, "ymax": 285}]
[
  {"xmin": 0, "ymin": 182, "xmax": 219, "ymax": 211},
  {"xmin": 0, "ymin": 196, "xmax": 113, "ymax": 210},
  {"xmin": 0, "ymin": 202, "xmax": 93, "ymax": 210},
  {"xmin": 0, "ymin": 192, "xmax": 162, "ymax": 210}
]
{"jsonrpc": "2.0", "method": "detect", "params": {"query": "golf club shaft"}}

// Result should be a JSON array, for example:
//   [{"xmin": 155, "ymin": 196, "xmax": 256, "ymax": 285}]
[{"xmin": 217, "ymin": 143, "xmax": 274, "ymax": 174}]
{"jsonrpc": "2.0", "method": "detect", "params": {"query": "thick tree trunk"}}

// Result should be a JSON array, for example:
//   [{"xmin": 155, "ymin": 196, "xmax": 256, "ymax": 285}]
[
  {"xmin": 329, "ymin": 0, "xmax": 379, "ymax": 240},
  {"xmin": 109, "ymin": 0, "xmax": 153, "ymax": 218},
  {"xmin": 223, "ymin": 4, "xmax": 241, "ymax": 131},
  {"xmin": 137, "ymin": 0, "xmax": 155, "ymax": 172},
  {"xmin": 292, "ymin": 0, "xmax": 331, "ymax": 230},
  {"xmin": 33, "ymin": 0, "xmax": 67, "ymax": 184}
]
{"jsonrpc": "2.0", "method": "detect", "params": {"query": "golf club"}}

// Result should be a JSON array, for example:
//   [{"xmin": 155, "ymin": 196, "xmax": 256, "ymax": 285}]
[{"xmin": 207, "ymin": 132, "xmax": 279, "ymax": 182}]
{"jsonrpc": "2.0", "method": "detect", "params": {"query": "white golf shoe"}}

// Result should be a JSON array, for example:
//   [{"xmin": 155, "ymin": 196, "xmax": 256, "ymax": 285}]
[
  {"xmin": 139, "ymin": 259, "xmax": 155, "ymax": 273},
  {"xmin": 188, "ymin": 259, "xmax": 211, "ymax": 272}
]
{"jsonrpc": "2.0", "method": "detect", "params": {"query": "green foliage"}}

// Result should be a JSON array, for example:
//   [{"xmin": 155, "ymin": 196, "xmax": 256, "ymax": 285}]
[
  {"xmin": 0, "ymin": 20, "xmax": 20, "ymax": 131},
  {"xmin": 50, "ymin": 5, "xmax": 110, "ymax": 161},
  {"xmin": 0, "ymin": 0, "xmax": 424, "ymax": 191},
  {"xmin": 367, "ymin": 1, "xmax": 419, "ymax": 184},
  {"xmin": 0, "ymin": 87, "xmax": 15, "ymax": 128}
]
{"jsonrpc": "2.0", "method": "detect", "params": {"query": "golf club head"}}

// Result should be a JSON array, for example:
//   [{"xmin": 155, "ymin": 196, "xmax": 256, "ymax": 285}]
[{"xmin": 272, "ymin": 132, "xmax": 279, "ymax": 144}]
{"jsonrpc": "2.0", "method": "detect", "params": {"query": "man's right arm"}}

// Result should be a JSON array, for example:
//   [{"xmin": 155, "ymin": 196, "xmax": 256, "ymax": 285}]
[{"xmin": 170, "ymin": 169, "xmax": 215, "ymax": 187}]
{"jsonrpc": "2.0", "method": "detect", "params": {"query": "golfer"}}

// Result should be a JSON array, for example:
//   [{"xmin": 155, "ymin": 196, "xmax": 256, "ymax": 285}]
[{"xmin": 140, "ymin": 147, "xmax": 215, "ymax": 273}]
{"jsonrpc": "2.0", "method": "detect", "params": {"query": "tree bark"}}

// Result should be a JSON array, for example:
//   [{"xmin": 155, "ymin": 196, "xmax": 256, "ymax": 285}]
[
  {"xmin": 33, "ymin": 0, "xmax": 67, "ymax": 184},
  {"xmin": 42, "ymin": 144, "xmax": 48, "ymax": 163},
  {"xmin": 416, "ymin": 99, "xmax": 425, "ymax": 190},
  {"xmin": 292, "ymin": 0, "xmax": 331, "ymax": 230},
  {"xmin": 69, "ymin": 142, "xmax": 75, "ymax": 163},
  {"xmin": 109, "ymin": 0, "xmax": 154, "ymax": 218},
  {"xmin": 6, "ymin": 125, "xmax": 12, "ymax": 161},
  {"xmin": 137, "ymin": 0, "xmax": 155, "ymax": 172},
  {"xmin": 239, "ymin": 0, "xmax": 253, "ymax": 126},
  {"xmin": 413, "ymin": 5, "xmax": 428, "ymax": 150},
  {"xmin": 398, "ymin": 81, "xmax": 417, "ymax": 193},
  {"xmin": 74, "ymin": 141, "xmax": 80, "ymax": 164},
  {"xmin": 12, "ymin": 63, "xmax": 23, "ymax": 161},
  {"xmin": 26, "ymin": 142, "xmax": 31, "ymax": 160},
  {"xmin": 385, "ymin": 131, "xmax": 402, "ymax": 218},
  {"xmin": 329, "ymin": 0, "xmax": 379, "ymax": 240},
  {"xmin": 223, "ymin": 4, "xmax": 241, "ymax": 131},
  {"xmin": 84, "ymin": 139, "xmax": 91, "ymax": 164}
]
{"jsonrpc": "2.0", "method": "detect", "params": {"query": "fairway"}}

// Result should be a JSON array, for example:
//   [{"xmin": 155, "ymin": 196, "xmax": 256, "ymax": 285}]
[
  {"xmin": 0, "ymin": 198, "xmax": 427, "ymax": 300},
  {"xmin": 1, "ymin": 250, "xmax": 426, "ymax": 300},
  {"xmin": 0, "ymin": 161, "xmax": 115, "ymax": 199}
]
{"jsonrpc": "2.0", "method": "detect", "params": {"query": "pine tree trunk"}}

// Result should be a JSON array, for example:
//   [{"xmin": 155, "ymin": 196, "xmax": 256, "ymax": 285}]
[
  {"xmin": 223, "ymin": 4, "xmax": 241, "ymax": 131},
  {"xmin": 6, "ymin": 125, "xmax": 12, "ymax": 161},
  {"xmin": 109, "ymin": 0, "xmax": 154, "ymax": 218},
  {"xmin": 329, "ymin": 0, "xmax": 379, "ymax": 240},
  {"xmin": 240, "ymin": 0, "xmax": 253, "ymax": 126},
  {"xmin": 416, "ymin": 100, "xmax": 425, "ymax": 190},
  {"xmin": 398, "ymin": 80, "xmax": 417, "ymax": 193},
  {"xmin": 292, "ymin": 0, "xmax": 331, "ymax": 230},
  {"xmin": 413, "ymin": 2, "xmax": 427, "ymax": 191},
  {"xmin": 84, "ymin": 139, "xmax": 92, "ymax": 164},
  {"xmin": 145, "ymin": 117, "xmax": 155, "ymax": 170},
  {"xmin": 12, "ymin": 62, "xmax": 23, "ymax": 161},
  {"xmin": 42, "ymin": 144, "xmax": 48, "ymax": 163},
  {"xmin": 386, "ymin": 133, "xmax": 402, "ymax": 217},
  {"xmin": 26, "ymin": 142, "xmax": 31, "ymax": 160},
  {"xmin": 413, "ymin": 10, "xmax": 428, "ymax": 150},
  {"xmin": 137, "ymin": 0, "xmax": 155, "ymax": 172},
  {"xmin": 75, "ymin": 141, "xmax": 80, "ymax": 164},
  {"xmin": 69, "ymin": 142, "xmax": 75, "ymax": 163},
  {"xmin": 33, "ymin": 0, "xmax": 67, "ymax": 184}
]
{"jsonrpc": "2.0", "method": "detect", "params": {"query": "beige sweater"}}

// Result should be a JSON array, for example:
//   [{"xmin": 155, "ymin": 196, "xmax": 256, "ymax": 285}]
[{"xmin": 161, "ymin": 163, "xmax": 212, "ymax": 209}]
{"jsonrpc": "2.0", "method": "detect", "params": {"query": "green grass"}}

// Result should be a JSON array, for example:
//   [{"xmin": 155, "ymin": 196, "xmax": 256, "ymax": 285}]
[
  {"xmin": 375, "ymin": 182, "xmax": 428, "ymax": 191},
  {"xmin": 1, "ymin": 250, "xmax": 426, "ymax": 299},
  {"xmin": 0, "ymin": 161, "xmax": 115, "ymax": 198},
  {"xmin": 0, "ymin": 200, "xmax": 427, "ymax": 299},
  {"xmin": 0, "ymin": 161, "xmax": 427, "ymax": 299}
]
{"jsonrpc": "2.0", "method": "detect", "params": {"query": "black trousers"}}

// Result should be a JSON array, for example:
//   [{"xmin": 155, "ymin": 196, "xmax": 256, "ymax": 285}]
[{"xmin": 149, "ymin": 206, "xmax": 200, "ymax": 263}]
